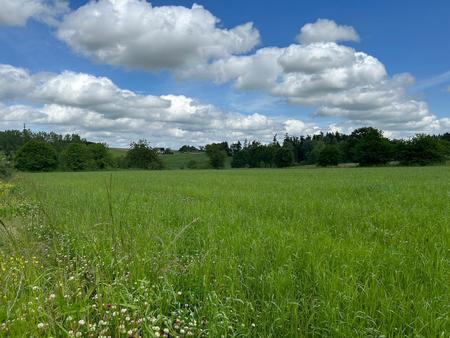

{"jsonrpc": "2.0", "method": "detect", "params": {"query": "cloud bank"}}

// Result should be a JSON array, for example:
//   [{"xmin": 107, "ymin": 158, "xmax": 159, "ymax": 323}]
[
  {"xmin": 0, "ymin": 0, "xmax": 448, "ymax": 145},
  {"xmin": 0, "ymin": 64, "xmax": 319, "ymax": 147}
]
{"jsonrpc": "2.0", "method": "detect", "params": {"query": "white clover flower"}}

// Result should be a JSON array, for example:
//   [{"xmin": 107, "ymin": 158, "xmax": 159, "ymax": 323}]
[
  {"xmin": 78, "ymin": 319, "xmax": 85, "ymax": 325},
  {"xmin": 49, "ymin": 293, "xmax": 56, "ymax": 300},
  {"xmin": 37, "ymin": 323, "xmax": 45, "ymax": 329},
  {"xmin": 163, "ymin": 328, "xmax": 169, "ymax": 334}
]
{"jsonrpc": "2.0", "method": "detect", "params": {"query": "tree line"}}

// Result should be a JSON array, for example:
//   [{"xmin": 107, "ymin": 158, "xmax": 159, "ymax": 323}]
[
  {"xmin": 0, "ymin": 130, "xmax": 164, "ymax": 177},
  {"xmin": 203, "ymin": 127, "xmax": 450, "ymax": 168},
  {"xmin": 0, "ymin": 127, "xmax": 449, "ymax": 178}
]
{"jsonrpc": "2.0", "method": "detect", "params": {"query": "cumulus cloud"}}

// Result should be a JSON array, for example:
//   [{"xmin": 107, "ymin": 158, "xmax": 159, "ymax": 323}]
[
  {"xmin": 0, "ymin": 64, "xmax": 34, "ymax": 99},
  {"xmin": 0, "ymin": 64, "xmax": 318, "ymax": 147},
  {"xmin": 297, "ymin": 19, "xmax": 360, "ymax": 44},
  {"xmin": 0, "ymin": 0, "xmax": 68, "ymax": 27},
  {"xmin": 57, "ymin": 0, "xmax": 260, "ymax": 71}
]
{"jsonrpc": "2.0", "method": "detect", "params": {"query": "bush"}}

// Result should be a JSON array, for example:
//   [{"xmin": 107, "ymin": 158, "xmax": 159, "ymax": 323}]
[
  {"xmin": 0, "ymin": 155, "xmax": 13, "ymax": 180},
  {"xmin": 123, "ymin": 140, "xmax": 163, "ymax": 169},
  {"xmin": 274, "ymin": 147, "xmax": 293, "ymax": 167},
  {"xmin": 399, "ymin": 135, "xmax": 447, "ymax": 165},
  {"xmin": 15, "ymin": 140, "xmax": 58, "ymax": 172},
  {"xmin": 88, "ymin": 143, "xmax": 113, "ymax": 169},
  {"xmin": 205, "ymin": 144, "xmax": 227, "ymax": 169},
  {"xmin": 61, "ymin": 143, "xmax": 92, "ymax": 171},
  {"xmin": 350, "ymin": 127, "xmax": 392, "ymax": 166},
  {"xmin": 318, "ymin": 145, "xmax": 340, "ymax": 166}
]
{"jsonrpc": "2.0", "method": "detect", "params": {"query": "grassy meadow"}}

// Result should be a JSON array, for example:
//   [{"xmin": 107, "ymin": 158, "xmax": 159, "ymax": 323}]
[{"xmin": 0, "ymin": 167, "xmax": 449, "ymax": 337}]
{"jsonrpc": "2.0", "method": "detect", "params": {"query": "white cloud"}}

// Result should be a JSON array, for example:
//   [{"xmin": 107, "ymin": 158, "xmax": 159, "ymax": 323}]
[
  {"xmin": 0, "ymin": 64, "xmax": 34, "ymax": 99},
  {"xmin": 0, "ymin": 64, "xmax": 318, "ymax": 147},
  {"xmin": 0, "ymin": 0, "xmax": 68, "ymax": 27},
  {"xmin": 53, "ymin": 3, "xmax": 445, "ymax": 136},
  {"xmin": 57, "ymin": 0, "xmax": 260, "ymax": 71},
  {"xmin": 297, "ymin": 19, "xmax": 360, "ymax": 44}
]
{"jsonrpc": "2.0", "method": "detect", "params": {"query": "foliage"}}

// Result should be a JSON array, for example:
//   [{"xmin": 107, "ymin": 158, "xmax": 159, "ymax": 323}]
[
  {"xmin": 274, "ymin": 146, "xmax": 294, "ymax": 167},
  {"xmin": 88, "ymin": 143, "xmax": 114, "ymax": 169},
  {"xmin": 348, "ymin": 127, "xmax": 392, "ymax": 166},
  {"xmin": 399, "ymin": 134, "xmax": 448, "ymax": 165},
  {"xmin": 14, "ymin": 140, "xmax": 58, "ymax": 172},
  {"xmin": 205, "ymin": 143, "xmax": 227, "ymax": 169},
  {"xmin": 318, "ymin": 144, "xmax": 341, "ymax": 166},
  {"xmin": 178, "ymin": 145, "xmax": 199, "ymax": 152},
  {"xmin": 123, "ymin": 140, "xmax": 163, "ymax": 169},
  {"xmin": 0, "ymin": 154, "xmax": 13, "ymax": 180},
  {"xmin": 61, "ymin": 143, "xmax": 93, "ymax": 171}
]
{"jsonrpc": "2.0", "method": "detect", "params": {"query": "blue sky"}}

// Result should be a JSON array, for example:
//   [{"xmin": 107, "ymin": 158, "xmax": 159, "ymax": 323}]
[{"xmin": 0, "ymin": 0, "xmax": 449, "ymax": 147}]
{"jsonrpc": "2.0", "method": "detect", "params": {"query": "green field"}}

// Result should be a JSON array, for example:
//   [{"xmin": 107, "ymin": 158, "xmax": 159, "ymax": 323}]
[{"xmin": 1, "ymin": 167, "xmax": 449, "ymax": 337}]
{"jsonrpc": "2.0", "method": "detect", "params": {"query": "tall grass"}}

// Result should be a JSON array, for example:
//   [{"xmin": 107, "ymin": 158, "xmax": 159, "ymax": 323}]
[{"xmin": 0, "ymin": 167, "xmax": 449, "ymax": 337}]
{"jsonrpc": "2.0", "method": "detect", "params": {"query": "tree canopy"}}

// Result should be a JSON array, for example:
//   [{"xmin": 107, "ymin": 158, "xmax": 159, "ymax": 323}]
[{"xmin": 15, "ymin": 140, "xmax": 58, "ymax": 172}]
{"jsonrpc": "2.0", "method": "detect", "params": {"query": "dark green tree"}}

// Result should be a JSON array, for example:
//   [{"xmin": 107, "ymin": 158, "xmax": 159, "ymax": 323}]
[
  {"xmin": 14, "ymin": 140, "xmax": 58, "ymax": 172},
  {"xmin": 88, "ymin": 143, "xmax": 113, "ymax": 169},
  {"xmin": 123, "ymin": 140, "xmax": 163, "ymax": 169},
  {"xmin": 62, "ymin": 143, "xmax": 92, "ymax": 171},
  {"xmin": 205, "ymin": 143, "xmax": 227, "ymax": 169},
  {"xmin": 350, "ymin": 127, "xmax": 392, "ymax": 166},
  {"xmin": 399, "ymin": 135, "xmax": 447, "ymax": 165},
  {"xmin": 274, "ymin": 147, "xmax": 294, "ymax": 167},
  {"xmin": 318, "ymin": 144, "xmax": 341, "ymax": 166}
]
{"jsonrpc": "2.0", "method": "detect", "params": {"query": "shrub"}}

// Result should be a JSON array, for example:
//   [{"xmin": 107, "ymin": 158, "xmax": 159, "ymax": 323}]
[
  {"xmin": 205, "ymin": 144, "xmax": 227, "ymax": 169},
  {"xmin": 318, "ymin": 145, "xmax": 341, "ymax": 166},
  {"xmin": 399, "ymin": 135, "xmax": 447, "ymax": 165},
  {"xmin": 350, "ymin": 127, "xmax": 392, "ymax": 166},
  {"xmin": 274, "ymin": 147, "xmax": 294, "ymax": 167},
  {"xmin": 14, "ymin": 140, "xmax": 58, "ymax": 172},
  {"xmin": 123, "ymin": 140, "xmax": 163, "ymax": 169},
  {"xmin": 0, "ymin": 154, "xmax": 13, "ymax": 180},
  {"xmin": 61, "ymin": 143, "xmax": 92, "ymax": 171}
]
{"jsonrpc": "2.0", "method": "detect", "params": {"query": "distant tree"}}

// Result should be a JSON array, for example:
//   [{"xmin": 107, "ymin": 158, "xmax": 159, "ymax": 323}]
[
  {"xmin": 230, "ymin": 141, "xmax": 242, "ymax": 156},
  {"xmin": 350, "ymin": 127, "xmax": 392, "ymax": 166},
  {"xmin": 88, "ymin": 143, "xmax": 113, "ymax": 169},
  {"xmin": 274, "ymin": 147, "xmax": 294, "ymax": 167},
  {"xmin": 205, "ymin": 143, "xmax": 227, "ymax": 169},
  {"xmin": 0, "ymin": 130, "xmax": 25, "ymax": 159},
  {"xmin": 123, "ymin": 140, "xmax": 163, "ymax": 169},
  {"xmin": 15, "ymin": 140, "xmax": 58, "ymax": 172},
  {"xmin": 62, "ymin": 143, "xmax": 92, "ymax": 171},
  {"xmin": 179, "ymin": 145, "xmax": 198, "ymax": 152},
  {"xmin": 399, "ymin": 135, "xmax": 447, "ymax": 165},
  {"xmin": 318, "ymin": 144, "xmax": 341, "ymax": 166},
  {"xmin": 231, "ymin": 149, "xmax": 248, "ymax": 168}
]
